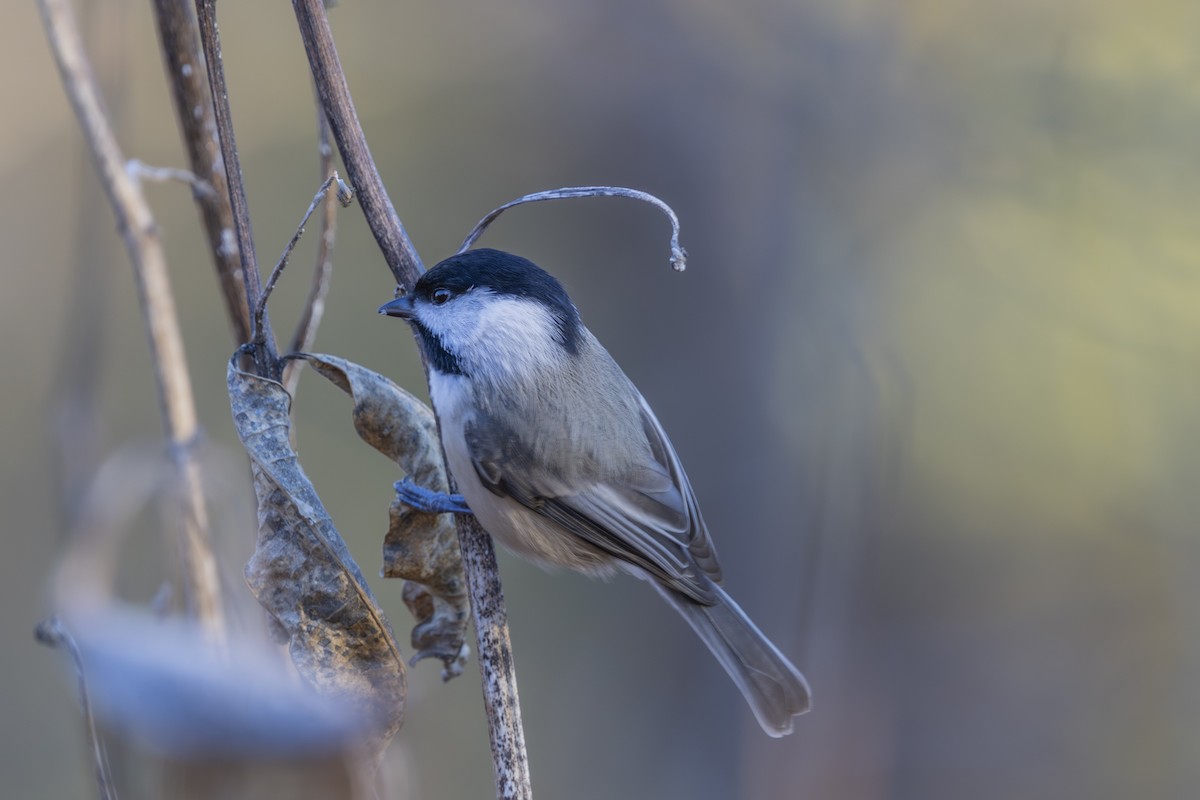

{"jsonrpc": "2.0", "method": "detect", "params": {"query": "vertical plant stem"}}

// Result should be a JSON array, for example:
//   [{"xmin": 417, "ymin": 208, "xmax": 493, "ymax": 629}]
[
  {"xmin": 291, "ymin": 1, "xmax": 532, "ymax": 796},
  {"xmin": 194, "ymin": 0, "xmax": 280, "ymax": 378},
  {"xmin": 150, "ymin": 0, "xmax": 252, "ymax": 346},
  {"xmin": 38, "ymin": 0, "xmax": 225, "ymax": 642},
  {"xmin": 456, "ymin": 516, "xmax": 533, "ymax": 798},
  {"xmin": 290, "ymin": 0, "xmax": 423, "ymax": 286}
]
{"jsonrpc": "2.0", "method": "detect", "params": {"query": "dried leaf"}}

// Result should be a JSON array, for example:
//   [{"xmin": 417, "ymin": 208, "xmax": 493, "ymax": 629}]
[
  {"xmin": 289, "ymin": 352, "xmax": 469, "ymax": 679},
  {"xmin": 227, "ymin": 355, "xmax": 405, "ymax": 751}
]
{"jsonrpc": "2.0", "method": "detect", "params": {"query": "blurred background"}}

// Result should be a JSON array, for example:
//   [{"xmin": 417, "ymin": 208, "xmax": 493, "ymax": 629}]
[{"xmin": 4, "ymin": 0, "xmax": 1198, "ymax": 797}]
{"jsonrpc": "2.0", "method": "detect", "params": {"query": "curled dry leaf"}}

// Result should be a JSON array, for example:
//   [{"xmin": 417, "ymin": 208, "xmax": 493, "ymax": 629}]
[
  {"xmin": 227, "ymin": 354, "xmax": 406, "ymax": 752},
  {"xmin": 289, "ymin": 352, "xmax": 470, "ymax": 679}
]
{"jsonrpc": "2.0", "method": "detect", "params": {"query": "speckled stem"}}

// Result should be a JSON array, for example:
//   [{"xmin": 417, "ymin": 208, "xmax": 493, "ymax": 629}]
[
  {"xmin": 291, "ymin": 1, "xmax": 532, "ymax": 796},
  {"xmin": 454, "ymin": 515, "xmax": 533, "ymax": 797},
  {"xmin": 150, "ymin": 0, "xmax": 252, "ymax": 345}
]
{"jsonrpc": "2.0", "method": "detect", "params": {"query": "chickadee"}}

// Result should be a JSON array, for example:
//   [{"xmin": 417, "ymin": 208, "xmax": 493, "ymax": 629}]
[{"xmin": 380, "ymin": 248, "xmax": 811, "ymax": 736}]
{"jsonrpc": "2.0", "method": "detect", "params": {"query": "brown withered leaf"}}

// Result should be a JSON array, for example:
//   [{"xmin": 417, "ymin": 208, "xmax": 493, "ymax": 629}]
[
  {"xmin": 227, "ymin": 354, "xmax": 406, "ymax": 752},
  {"xmin": 289, "ymin": 352, "xmax": 470, "ymax": 679}
]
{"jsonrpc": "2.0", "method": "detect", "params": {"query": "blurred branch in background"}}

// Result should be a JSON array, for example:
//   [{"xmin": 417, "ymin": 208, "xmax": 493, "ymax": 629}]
[
  {"xmin": 48, "ymin": 0, "xmax": 125, "ymax": 537},
  {"xmin": 37, "ymin": 0, "xmax": 224, "ymax": 640},
  {"xmin": 38, "ymin": 0, "xmax": 412, "ymax": 793}
]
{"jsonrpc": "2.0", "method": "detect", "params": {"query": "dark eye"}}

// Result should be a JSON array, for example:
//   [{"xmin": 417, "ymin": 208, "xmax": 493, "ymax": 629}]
[{"xmin": 431, "ymin": 288, "xmax": 453, "ymax": 306}]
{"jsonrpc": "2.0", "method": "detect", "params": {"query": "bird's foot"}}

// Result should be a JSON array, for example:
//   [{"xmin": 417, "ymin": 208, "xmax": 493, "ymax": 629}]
[{"xmin": 394, "ymin": 477, "xmax": 473, "ymax": 515}]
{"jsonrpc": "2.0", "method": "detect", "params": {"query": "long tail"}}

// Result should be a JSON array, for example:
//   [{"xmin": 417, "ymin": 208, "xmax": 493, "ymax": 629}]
[{"xmin": 654, "ymin": 582, "xmax": 811, "ymax": 736}]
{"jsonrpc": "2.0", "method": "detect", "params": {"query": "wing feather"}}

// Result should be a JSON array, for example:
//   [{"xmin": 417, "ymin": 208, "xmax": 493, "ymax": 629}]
[{"xmin": 466, "ymin": 391, "xmax": 721, "ymax": 604}]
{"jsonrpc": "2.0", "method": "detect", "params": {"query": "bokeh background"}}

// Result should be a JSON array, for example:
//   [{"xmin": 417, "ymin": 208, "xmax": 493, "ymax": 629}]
[{"xmin": 4, "ymin": 0, "xmax": 1198, "ymax": 797}]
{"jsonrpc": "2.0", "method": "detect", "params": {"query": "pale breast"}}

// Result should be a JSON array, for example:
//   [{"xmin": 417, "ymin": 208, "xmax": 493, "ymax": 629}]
[{"xmin": 428, "ymin": 370, "xmax": 618, "ymax": 576}]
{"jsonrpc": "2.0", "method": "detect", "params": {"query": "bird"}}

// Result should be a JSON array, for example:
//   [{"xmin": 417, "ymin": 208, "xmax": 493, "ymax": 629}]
[{"xmin": 379, "ymin": 247, "xmax": 810, "ymax": 735}]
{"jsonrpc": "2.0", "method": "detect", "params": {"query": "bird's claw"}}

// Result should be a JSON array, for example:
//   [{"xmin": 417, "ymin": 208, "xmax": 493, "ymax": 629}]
[{"xmin": 394, "ymin": 477, "xmax": 472, "ymax": 515}]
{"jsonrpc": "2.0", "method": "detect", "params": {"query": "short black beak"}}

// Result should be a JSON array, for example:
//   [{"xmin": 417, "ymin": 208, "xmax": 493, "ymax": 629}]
[{"xmin": 378, "ymin": 295, "xmax": 415, "ymax": 319}]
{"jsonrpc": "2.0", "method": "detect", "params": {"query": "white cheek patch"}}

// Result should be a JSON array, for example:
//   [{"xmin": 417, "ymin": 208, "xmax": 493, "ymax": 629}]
[
  {"xmin": 469, "ymin": 296, "xmax": 567, "ymax": 376},
  {"xmin": 416, "ymin": 292, "xmax": 568, "ymax": 379},
  {"xmin": 415, "ymin": 296, "xmax": 480, "ymax": 344}
]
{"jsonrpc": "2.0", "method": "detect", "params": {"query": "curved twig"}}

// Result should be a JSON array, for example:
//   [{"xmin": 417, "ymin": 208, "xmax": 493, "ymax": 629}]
[
  {"xmin": 459, "ymin": 185, "xmax": 687, "ymax": 272},
  {"xmin": 282, "ymin": 102, "xmax": 343, "ymax": 398},
  {"xmin": 254, "ymin": 172, "xmax": 350, "ymax": 347}
]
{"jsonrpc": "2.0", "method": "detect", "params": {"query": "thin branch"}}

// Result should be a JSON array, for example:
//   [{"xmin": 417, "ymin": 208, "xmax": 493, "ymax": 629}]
[
  {"xmin": 254, "ymin": 172, "xmax": 348, "ymax": 345},
  {"xmin": 38, "ymin": 0, "xmax": 225, "ymax": 641},
  {"xmin": 283, "ymin": 102, "xmax": 342, "ymax": 397},
  {"xmin": 291, "ymin": 0, "xmax": 423, "ymax": 288},
  {"xmin": 292, "ymin": 2, "xmax": 532, "ymax": 796},
  {"xmin": 150, "ymin": 0, "xmax": 252, "ymax": 345},
  {"xmin": 50, "ymin": 0, "xmax": 125, "ymax": 537},
  {"xmin": 194, "ymin": 0, "xmax": 281, "ymax": 378},
  {"xmin": 35, "ymin": 618, "xmax": 116, "ymax": 800}
]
